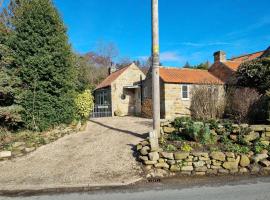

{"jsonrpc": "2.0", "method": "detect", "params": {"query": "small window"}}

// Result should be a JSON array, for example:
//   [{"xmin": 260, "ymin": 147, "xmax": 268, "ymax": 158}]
[{"xmin": 181, "ymin": 85, "xmax": 189, "ymax": 100}]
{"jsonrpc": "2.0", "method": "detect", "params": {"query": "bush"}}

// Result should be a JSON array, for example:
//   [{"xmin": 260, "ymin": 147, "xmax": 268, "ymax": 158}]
[
  {"xmin": 181, "ymin": 143, "xmax": 193, "ymax": 152},
  {"xmin": 190, "ymin": 85, "xmax": 225, "ymax": 120},
  {"xmin": 165, "ymin": 144, "xmax": 177, "ymax": 152},
  {"xmin": 237, "ymin": 58, "xmax": 270, "ymax": 94},
  {"xmin": 249, "ymin": 93, "xmax": 270, "ymax": 124},
  {"xmin": 174, "ymin": 117, "xmax": 217, "ymax": 145},
  {"xmin": 225, "ymin": 87, "xmax": 261, "ymax": 123},
  {"xmin": 75, "ymin": 90, "xmax": 94, "ymax": 121},
  {"xmin": 0, "ymin": 105, "xmax": 24, "ymax": 129},
  {"xmin": 141, "ymin": 98, "xmax": 152, "ymax": 118},
  {"xmin": 173, "ymin": 117, "xmax": 192, "ymax": 128}
]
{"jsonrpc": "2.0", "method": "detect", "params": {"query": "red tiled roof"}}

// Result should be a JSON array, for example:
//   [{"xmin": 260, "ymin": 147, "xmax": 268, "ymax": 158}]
[
  {"xmin": 95, "ymin": 66, "xmax": 129, "ymax": 90},
  {"xmin": 222, "ymin": 61, "xmax": 242, "ymax": 71},
  {"xmin": 221, "ymin": 50, "xmax": 265, "ymax": 72},
  {"xmin": 230, "ymin": 51, "xmax": 265, "ymax": 62},
  {"xmin": 159, "ymin": 68, "xmax": 224, "ymax": 84}
]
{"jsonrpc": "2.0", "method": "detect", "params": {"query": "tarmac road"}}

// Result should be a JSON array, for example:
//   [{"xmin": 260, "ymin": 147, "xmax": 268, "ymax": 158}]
[{"xmin": 2, "ymin": 176, "xmax": 270, "ymax": 200}]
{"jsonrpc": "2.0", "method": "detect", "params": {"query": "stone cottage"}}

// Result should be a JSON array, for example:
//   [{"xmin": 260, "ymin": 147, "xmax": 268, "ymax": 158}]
[
  {"xmin": 142, "ymin": 47, "xmax": 270, "ymax": 119},
  {"xmin": 94, "ymin": 46, "xmax": 269, "ymax": 119},
  {"xmin": 142, "ymin": 67, "xmax": 224, "ymax": 119},
  {"xmin": 94, "ymin": 63, "xmax": 146, "ymax": 117}
]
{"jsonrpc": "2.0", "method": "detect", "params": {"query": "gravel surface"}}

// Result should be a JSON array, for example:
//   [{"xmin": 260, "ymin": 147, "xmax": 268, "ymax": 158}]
[{"xmin": 0, "ymin": 117, "xmax": 152, "ymax": 191}]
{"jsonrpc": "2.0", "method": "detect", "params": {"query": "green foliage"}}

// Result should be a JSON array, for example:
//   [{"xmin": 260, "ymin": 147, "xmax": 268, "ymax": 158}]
[
  {"xmin": 181, "ymin": 143, "xmax": 193, "ymax": 152},
  {"xmin": 183, "ymin": 121, "xmax": 204, "ymax": 141},
  {"xmin": 253, "ymin": 140, "xmax": 267, "ymax": 154},
  {"xmin": 75, "ymin": 90, "xmax": 94, "ymax": 121},
  {"xmin": 209, "ymin": 146, "xmax": 220, "ymax": 152},
  {"xmin": 74, "ymin": 54, "xmax": 107, "ymax": 91},
  {"xmin": 221, "ymin": 134, "xmax": 250, "ymax": 154},
  {"xmin": 183, "ymin": 61, "xmax": 210, "ymax": 70},
  {"xmin": 224, "ymin": 142, "xmax": 250, "ymax": 154},
  {"xmin": 222, "ymin": 120, "xmax": 234, "ymax": 134},
  {"xmin": 173, "ymin": 117, "xmax": 191, "ymax": 128},
  {"xmin": 220, "ymin": 135, "xmax": 232, "ymax": 145},
  {"xmin": 0, "ymin": 18, "xmax": 23, "ymax": 130},
  {"xmin": 206, "ymin": 119, "xmax": 219, "ymax": 130},
  {"xmin": 198, "ymin": 124, "xmax": 217, "ymax": 145},
  {"xmin": 159, "ymin": 136, "xmax": 166, "ymax": 145},
  {"xmin": 168, "ymin": 132, "xmax": 184, "ymax": 141},
  {"xmin": 8, "ymin": 0, "xmax": 77, "ymax": 131},
  {"xmin": 165, "ymin": 144, "xmax": 177, "ymax": 152},
  {"xmin": 237, "ymin": 58, "xmax": 270, "ymax": 94}
]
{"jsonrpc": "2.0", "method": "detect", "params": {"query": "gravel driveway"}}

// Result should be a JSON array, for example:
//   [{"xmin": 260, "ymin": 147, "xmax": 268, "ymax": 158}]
[{"xmin": 0, "ymin": 117, "xmax": 152, "ymax": 191}]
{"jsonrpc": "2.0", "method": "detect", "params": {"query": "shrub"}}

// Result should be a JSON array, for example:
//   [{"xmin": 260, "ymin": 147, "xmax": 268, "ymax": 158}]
[
  {"xmin": 168, "ymin": 132, "xmax": 184, "ymax": 141},
  {"xmin": 249, "ymin": 92, "xmax": 270, "ymax": 124},
  {"xmin": 225, "ymin": 87, "xmax": 261, "ymax": 123},
  {"xmin": 165, "ymin": 144, "xmax": 177, "ymax": 152},
  {"xmin": 0, "ymin": 105, "xmax": 24, "ymax": 129},
  {"xmin": 253, "ymin": 141, "xmax": 267, "ymax": 154},
  {"xmin": 173, "ymin": 117, "xmax": 192, "ymax": 128},
  {"xmin": 179, "ymin": 120, "xmax": 217, "ymax": 145},
  {"xmin": 224, "ymin": 143, "xmax": 250, "ymax": 154},
  {"xmin": 181, "ymin": 143, "xmax": 193, "ymax": 152},
  {"xmin": 75, "ymin": 90, "xmax": 94, "ymax": 121},
  {"xmin": 190, "ymin": 84, "xmax": 225, "ymax": 120},
  {"xmin": 141, "ymin": 98, "xmax": 152, "ymax": 118},
  {"xmin": 198, "ymin": 124, "xmax": 217, "ymax": 145},
  {"xmin": 237, "ymin": 58, "xmax": 270, "ymax": 94}
]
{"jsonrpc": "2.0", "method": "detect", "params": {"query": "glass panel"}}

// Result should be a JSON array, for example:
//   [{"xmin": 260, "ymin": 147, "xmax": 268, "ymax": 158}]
[{"xmin": 182, "ymin": 85, "xmax": 188, "ymax": 99}]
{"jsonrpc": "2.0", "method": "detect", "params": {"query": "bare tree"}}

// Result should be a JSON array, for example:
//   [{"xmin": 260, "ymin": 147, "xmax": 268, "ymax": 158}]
[{"xmin": 96, "ymin": 40, "xmax": 119, "ymax": 66}]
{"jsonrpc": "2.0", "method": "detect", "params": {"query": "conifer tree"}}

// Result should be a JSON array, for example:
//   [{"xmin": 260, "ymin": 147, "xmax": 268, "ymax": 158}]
[
  {"xmin": 0, "ymin": 18, "xmax": 23, "ymax": 130},
  {"xmin": 9, "ymin": 0, "xmax": 76, "ymax": 131}
]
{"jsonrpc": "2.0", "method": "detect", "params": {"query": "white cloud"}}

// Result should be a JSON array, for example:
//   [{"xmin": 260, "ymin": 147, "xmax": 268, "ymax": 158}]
[
  {"xmin": 226, "ymin": 15, "xmax": 270, "ymax": 38},
  {"xmin": 180, "ymin": 41, "xmax": 231, "ymax": 47},
  {"xmin": 160, "ymin": 51, "xmax": 183, "ymax": 63}
]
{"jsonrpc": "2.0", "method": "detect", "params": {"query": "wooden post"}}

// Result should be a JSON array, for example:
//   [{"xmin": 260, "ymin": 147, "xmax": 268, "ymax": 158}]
[{"xmin": 150, "ymin": 0, "xmax": 160, "ymax": 150}]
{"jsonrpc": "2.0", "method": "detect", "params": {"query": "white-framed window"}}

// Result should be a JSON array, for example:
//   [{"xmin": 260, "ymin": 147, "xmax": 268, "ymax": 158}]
[{"xmin": 181, "ymin": 85, "xmax": 189, "ymax": 100}]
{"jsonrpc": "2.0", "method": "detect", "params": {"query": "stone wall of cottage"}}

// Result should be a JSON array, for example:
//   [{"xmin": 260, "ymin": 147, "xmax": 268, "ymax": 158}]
[
  {"xmin": 163, "ymin": 83, "xmax": 224, "ymax": 120},
  {"xmin": 111, "ymin": 64, "xmax": 146, "ymax": 116}
]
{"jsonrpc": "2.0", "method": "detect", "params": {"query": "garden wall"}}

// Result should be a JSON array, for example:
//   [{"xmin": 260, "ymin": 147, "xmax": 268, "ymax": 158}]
[{"xmin": 137, "ymin": 121, "xmax": 270, "ymax": 177}]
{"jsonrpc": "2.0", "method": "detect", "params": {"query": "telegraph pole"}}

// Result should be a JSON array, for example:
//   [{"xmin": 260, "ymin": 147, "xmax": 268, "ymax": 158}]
[{"xmin": 151, "ymin": 0, "xmax": 160, "ymax": 144}]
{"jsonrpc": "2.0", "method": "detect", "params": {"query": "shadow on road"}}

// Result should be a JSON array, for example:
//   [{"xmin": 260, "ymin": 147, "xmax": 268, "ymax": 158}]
[{"xmin": 89, "ymin": 120, "xmax": 149, "ymax": 139}]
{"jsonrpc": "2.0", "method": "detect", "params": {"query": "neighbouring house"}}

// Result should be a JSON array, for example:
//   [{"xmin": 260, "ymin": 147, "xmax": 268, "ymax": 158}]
[
  {"xmin": 94, "ymin": 63, "xmax": 146, "ymax": 117},
  {"xmin": 209, "ymin": 49, "xmax": 267, "ymax": 83},
  {"xmin": 142, "ymin": 46, "xmax": 270, "ymax": 119}
]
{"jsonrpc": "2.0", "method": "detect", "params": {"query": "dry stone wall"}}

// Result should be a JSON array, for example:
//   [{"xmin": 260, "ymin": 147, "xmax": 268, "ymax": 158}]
[{"xmin": 137, "ymin": 122, "xmax": 270, "ymax": 177}]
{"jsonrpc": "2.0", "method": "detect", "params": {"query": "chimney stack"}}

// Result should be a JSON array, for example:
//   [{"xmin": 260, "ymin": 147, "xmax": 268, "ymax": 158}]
[
  {"xmin": 108, "ymin": 62, "xmax": 117, "ymax": 75},
  {"xmin": 214, "ymin": 51, "xmax": 226, "ymax": 63}
]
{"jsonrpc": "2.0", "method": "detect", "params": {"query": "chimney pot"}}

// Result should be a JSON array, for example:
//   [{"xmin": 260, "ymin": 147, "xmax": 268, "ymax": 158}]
[{"xmin": 214, "ymin": 51, "xmax": 226, "ymax": 63}]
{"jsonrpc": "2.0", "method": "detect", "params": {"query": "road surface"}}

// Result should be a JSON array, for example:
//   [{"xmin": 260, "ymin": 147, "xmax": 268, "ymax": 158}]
[{"xmin": 1, "ymin": 176, "xmax": 270, "ymax": 200}]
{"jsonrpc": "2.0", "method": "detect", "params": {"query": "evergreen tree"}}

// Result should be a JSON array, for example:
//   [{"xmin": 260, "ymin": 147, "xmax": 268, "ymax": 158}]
[
  {"xmin": 9, "ymin": 0, "xmax": 76, "ymax": 131},
  {"xmin": 183, "ymin": 61, "xmax": 191, "ymax": 68},
  {"xmin": 0, "ymin": 19, "xmax": 23, "ymax": 130}
]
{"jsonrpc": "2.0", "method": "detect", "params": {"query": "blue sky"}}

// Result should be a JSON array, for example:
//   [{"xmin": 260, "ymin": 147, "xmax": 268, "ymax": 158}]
[{"xmin": 8, "ymin": 0, "xmax": 270, "ymax": 66}]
